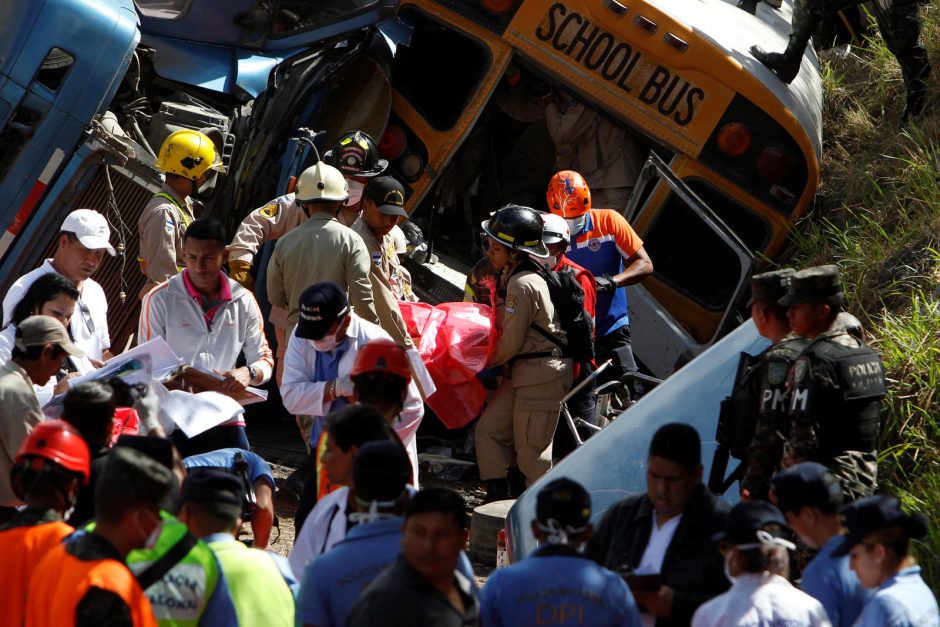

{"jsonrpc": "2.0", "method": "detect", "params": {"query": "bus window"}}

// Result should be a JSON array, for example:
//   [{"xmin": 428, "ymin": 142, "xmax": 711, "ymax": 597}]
[
  {"xmin": 682, "ymin": 178, "xmax": 772, "ymax": 255},
  {"xmin": 391, "ymin": 7, "xmax": 490, "ymax": 131},
  {"xmin": 0, "ymin": 103, "xmax": 42, "ymax": 181},
  {"xmin": 36, "ymin": 48, "xmax": 74, "ymax": 92}
]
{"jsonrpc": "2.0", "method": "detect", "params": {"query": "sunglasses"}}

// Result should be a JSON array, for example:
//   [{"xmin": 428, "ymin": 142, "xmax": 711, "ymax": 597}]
[{"xmin": 77, "ymin": 299, "xmax": 95, "ymax": 335}]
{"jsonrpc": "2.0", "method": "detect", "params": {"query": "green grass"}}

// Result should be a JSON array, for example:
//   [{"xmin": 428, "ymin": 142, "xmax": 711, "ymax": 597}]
[{"xmin": 784, "ymin": 2, "xmax": 940, "ymax": 587}]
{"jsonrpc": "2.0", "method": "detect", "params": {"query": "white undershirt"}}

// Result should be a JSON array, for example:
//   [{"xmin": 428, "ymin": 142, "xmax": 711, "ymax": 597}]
[{"xmin": 636, "ymin": 512, "xmax": 683, "ymax": 627}]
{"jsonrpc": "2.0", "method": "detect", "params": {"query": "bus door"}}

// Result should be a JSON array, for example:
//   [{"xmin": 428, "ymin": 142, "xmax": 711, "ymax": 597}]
[
  {"xmin": 626, "ymin": 152, "xmax": 755, "ymax": 378},
  {"xmin": 387, "ymin": 3, "xmax": 514, "ymax": 214}
]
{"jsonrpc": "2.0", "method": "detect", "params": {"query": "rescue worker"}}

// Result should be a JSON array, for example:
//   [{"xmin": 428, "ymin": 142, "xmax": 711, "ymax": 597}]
[
  {"xmin": 267, "ymin": 162, "xmax": 380, "ymax": 337},
  {"xmin": 138, "ymin": 218, "xmax": 273, "ymax": 454},
  {"xmin": 138, "ymin": 129, "xmax": 225, "ymax": 294},
  {"xmin": 288, "ymin": 405, "xmax": 397, "ymax": 579},
  {"xmin": 3, "ymin": 208, "xmax": 116, "ymax": 366},
  {"xmin": 778, "ymin": 265, "xmax": 886, "ymax": 501},
  {"xmin": 586, "ymin": 423, "xmax": 730, "ymax": 627},
  {"xmin": 25, "ymin": 446, "xmax": 173, "ymax": 627},
  {"xmin": 0, "ymin": 420, "xmax": 90, "ymax": 627},
  {"xmin": 730, "ymin": 269, "xmax": 810, "ymax": 501},
  {"xmin": 183, "ymin": 448, "xmax": 277, "ymax": 550},
  {"xmin": 481, "ymin": 478, "xmax": 643, "ymax": 626},
  {"xmin": 691, "ymin": 501, "xmax": 830, "ymax": 627},
  {"xmin": 538, "ymin": 212, "xmax": 598, "ymax": 462},
  {"xmin": 0, "ymin": 316, "xmax": 83, "ymax": 523},
  {"xmin": 771, "ymin": 463, "xmax": 873, "ymax": 626},
  {"xmin": 350, "ymin": 176, "xmax": 416, "ymax": 346},
  {"xmin": 750, "ymin": 0, "xmax": 930, "ymax": 122},
  {"xmin": 346, "ymin": 488, "xmax": 480, "ymax": 626},
  {"xmin": 325, "ymin": 130, "xmax": 390, "ymax": 228},
  {"xmin": 475, "ymin": 205, "xmax": 573, "ymax": 500},
  {"xmin": 546, "ymin": 171, "xmax": 653, "ymax": 386},
  {"xmin": 296, "ymin": 440, "xmax": 413, "ymax": 627},
  {"xmin": 177, "ymin": 469, "xmax": 297, "ymax": 626},
  {"xmin": 833, "ymin": 495, "xmax": 939, "ymax": 626}
]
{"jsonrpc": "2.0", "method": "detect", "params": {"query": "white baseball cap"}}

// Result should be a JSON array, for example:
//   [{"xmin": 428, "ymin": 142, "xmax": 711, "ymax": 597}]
[{"xmin": 61, "ymin": 209, "xmax": 116, "ymax": 256}]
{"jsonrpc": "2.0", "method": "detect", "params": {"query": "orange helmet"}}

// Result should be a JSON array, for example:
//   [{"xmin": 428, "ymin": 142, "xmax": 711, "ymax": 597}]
[
  {"xmin": 350, "ymin": 339, "xmax": 412, "ymax": 382},
  {"xmin": 15, "ymin": 420, "xmax": 91, "ymax": 484},
  {"xmin": 546, "ymin": 170, "xmax": 591, "ymax": 219}
]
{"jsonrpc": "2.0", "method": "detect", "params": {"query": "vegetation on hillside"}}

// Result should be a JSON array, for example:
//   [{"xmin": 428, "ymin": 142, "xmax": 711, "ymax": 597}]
[{"xmin": 784, "ymin": 5, "xmax": 940, "ymax": 586}]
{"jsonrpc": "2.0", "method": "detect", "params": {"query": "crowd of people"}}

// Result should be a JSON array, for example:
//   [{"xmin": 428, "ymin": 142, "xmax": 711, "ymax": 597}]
[{"xmin": 0, "ymin": 120, "xmax": 936, "ymax": 627}]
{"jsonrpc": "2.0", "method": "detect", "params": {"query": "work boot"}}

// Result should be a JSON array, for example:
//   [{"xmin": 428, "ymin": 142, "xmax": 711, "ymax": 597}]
[
  {"xmin": 902, "ymin": 86, "xmax": 928, "ymax": 124},
  {"xmin": 483, "ymin": 478, "xmax": 510, "ymax": 503},
  {"xmin": 507, "ymin": 466, "xmax": 527, "ymax": 499},
  {"xmin": 750, "ymin": 37, "xmax": 803, "ymax": 84},
  {"xmin": 737, "ymin": 0, "xmax": 757, "ymax": 14}
]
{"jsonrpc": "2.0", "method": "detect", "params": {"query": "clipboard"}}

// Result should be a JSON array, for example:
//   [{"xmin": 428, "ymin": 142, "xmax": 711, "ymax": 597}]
[{"xmin": 170, "ymin": 365, "xmax": 268, "ymax": 406}]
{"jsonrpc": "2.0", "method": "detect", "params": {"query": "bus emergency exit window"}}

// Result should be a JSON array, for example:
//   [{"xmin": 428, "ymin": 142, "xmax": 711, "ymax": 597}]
[
  {"xmin": 0, "ymin": 104, "xmax": 42, "ymax": 182},
  {"xmin": 391, "ymin": 8, "xmax": 490, "ymax": 131},
  {"xmin": 36, "ymin": 48, "xmax": 74, "ymax": 92}
]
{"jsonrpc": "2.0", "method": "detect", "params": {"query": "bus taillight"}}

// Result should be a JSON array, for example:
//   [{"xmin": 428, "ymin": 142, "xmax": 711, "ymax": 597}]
[
  {"xmin": 717, "ymin": 123, "xmax": 752, "ymax": 158},
  {"xmin": 756, "ymin": 146, "xmax": 794, "ymax": 183}
]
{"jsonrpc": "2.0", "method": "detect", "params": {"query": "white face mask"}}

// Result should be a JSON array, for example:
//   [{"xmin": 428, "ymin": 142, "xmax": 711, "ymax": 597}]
[
  {"xmin": 723, "ymin": 551, "xmax": 737, "ymax": 584},
  {"xmin": 531, "ymin": 254, "xmax": 558, "ymax": 270},
  {"xmin": 309, "ymin": 334, "xmax": 340, "ymax": 352},
  {"xmin": 566, "ymin": 216, "xmax": 586, "ymax": 236},
  {"xmin": 345, "ymin": 180, "xmax": 365, "ymax": 206}
]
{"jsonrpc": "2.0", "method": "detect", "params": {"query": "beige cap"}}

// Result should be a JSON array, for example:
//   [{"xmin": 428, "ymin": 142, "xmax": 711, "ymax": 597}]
[{"xmin": 15, "ymin": 315, "xmax": 85, "ymax": 357}]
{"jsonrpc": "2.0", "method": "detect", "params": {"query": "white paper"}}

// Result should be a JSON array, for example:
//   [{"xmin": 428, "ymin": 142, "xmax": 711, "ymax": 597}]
[
  {"xmin": 406, "ymin": 348, "xmax": 437, "ymax": 399},
  {"xmin": 161, "ymin": 390, "xmax": 245, "ymax": 438}
]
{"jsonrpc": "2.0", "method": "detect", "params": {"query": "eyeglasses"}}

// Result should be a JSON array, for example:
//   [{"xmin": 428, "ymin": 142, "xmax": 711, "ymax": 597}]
[{"xmin": 77, "ymin": 299, "xmax": 95, "ymax": 335}]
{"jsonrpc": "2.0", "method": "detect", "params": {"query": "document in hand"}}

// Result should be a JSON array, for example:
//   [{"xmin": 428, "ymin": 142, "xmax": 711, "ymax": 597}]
[
  {"xmin": 174, "ymin": 365, "xmax": 269, "ymax": 406},
  {"xmin": 160, "ymin": 390, "xmax": 246, "ymax": 438}
]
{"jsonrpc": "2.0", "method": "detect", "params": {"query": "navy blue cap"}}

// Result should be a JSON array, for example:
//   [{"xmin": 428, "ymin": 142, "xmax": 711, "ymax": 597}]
[
  {"xmin": 832, "ymin": 495, "xmax": 929, "ymax": 557},
  {"xmin": 353, "ymin": 440, "xmax": 411, "ymax": 503},
  {"xmin": 771, "ymin": 462, "xmax": 843, "ymax": 514},
  {"xmin": 714, "ymin": 501, "xmax": 789, "ymax": 546},
  {"xmin": 179, "ymin": 468, "xmax": 244, "ymax": 508},
  {"xmin": 296, "ymin": 282, "xmax": 350, "ymax": 340},
  {"xmin": 536, "ymin": 478, "xmax": 591, "ymax": 529}
]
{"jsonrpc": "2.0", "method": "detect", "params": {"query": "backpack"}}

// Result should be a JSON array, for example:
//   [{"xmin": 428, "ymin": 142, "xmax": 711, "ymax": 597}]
[{"xmin": 532, "ymin": 265, "xmax": 595, "ymax": 364}]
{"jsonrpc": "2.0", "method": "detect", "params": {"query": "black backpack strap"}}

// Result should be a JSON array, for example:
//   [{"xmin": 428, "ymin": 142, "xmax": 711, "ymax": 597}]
[
  {"xmin": 135, "ymin": 531, "xmax": 199, "ymax": 590},
  {"xmin": 530, "ymin": 323, "xmax": 567, "ymax": 351}
]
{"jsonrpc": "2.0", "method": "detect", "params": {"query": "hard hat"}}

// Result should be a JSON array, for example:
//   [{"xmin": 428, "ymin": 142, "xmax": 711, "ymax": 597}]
[
  {"xmin": 326, "ymin": 130, "xmax": 388, "ymax": 178},
  {"xmin": 155, "ymin": 129, "xmax": 226, "ymax": 180},
  {"xmin": 547, "ymin": 170, "xmax": 591, "ymax": 219},
  {"xmin": 295, "ymin": 161, "xmax": 349, "ymax": 203},
  {"xmin": 541, "ymin": 212, "xmax": 570, "ymax": 245},
  {"xmin": 15, "ymin": 420, "xmax": 91, "ymax": 484},
  {"xmin": 350, "ymin": 339, "xmax": 412, "ymax": 381},
  {"xmin": 481, "ymin": 204, "xmax": 549, "ymax": 258}
]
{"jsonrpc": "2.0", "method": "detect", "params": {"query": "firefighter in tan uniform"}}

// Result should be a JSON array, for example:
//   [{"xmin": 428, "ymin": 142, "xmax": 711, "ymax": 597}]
[
  {"xmin": 350, "ymin": 176, "xmax": 416, "ymax": 347},
  {"xmin": 475, "ymin": 205, "xmax": 573, "ymax": 502},
  {"xmin": 138, "ymin": 129, "xmax": 225, "ymax": 296}
]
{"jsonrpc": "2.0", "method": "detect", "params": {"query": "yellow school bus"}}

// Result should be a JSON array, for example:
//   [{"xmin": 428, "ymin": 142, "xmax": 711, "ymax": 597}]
[{"xmin": 372, "ymin": 0, "xmax": 822, "ymax": 376}]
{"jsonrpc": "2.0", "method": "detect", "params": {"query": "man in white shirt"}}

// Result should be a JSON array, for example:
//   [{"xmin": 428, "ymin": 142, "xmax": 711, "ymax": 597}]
[
  {"xmin": 2, "ymin": 209, "xmax": 115, "ymax": 368},
  {"xmin": 692, "ymin": 501, "xmax": 831, "ymax": 627},
  {"xmin": 586, "ymin": 423, "xmax": 731, "ymax": 627}
]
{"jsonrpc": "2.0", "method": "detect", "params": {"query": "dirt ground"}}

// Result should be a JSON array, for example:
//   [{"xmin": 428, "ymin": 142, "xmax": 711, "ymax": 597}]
[{"xmin": 246, "ymin": 418, "xmax": 493, "ymax": 585}]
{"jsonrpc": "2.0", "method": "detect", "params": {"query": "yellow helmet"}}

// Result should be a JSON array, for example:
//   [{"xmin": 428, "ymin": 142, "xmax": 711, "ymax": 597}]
[{"xmin": 155, "ymin": 129, "xmax": 226, "ymax": 180}]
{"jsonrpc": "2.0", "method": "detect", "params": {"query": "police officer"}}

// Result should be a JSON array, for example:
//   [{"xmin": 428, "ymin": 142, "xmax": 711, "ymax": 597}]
[
  {"xmin": 481, "ymin": 478, "xmax": 643, "ymax": 627},
  {"xmin": 750, "ymin": 0, "xmax": 930, "ymax": 122},
  {"xmin": 475, "ymin": 205, "xmax": 573, "ymax": 501},
  {"xmin": 832, "ymin": 495, "xmax": 938, "ymax": 626},
  {"xmin": 139, "ymin": 129, "xmax": 225, "ymax": 295},
  {"xmin": 732, "ymin": 269, "xmax": 810, "ymax": 501},
  {"xmin": 779, "ymin": 265, "xmax": 886, "ymax": 501}
]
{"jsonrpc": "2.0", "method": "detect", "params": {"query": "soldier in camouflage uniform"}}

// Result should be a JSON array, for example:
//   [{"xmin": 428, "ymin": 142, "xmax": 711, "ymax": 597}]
[
  {"xmin": 735, "ymin": 269, "xmax": 810, "ymax": 501},
  {"xmin": 779, "ymin": 265, "xmax": 886, "ymax": 501},
  {"xmin": 751, "ymin": 0, "xmax": 930, "ymax": 122}
]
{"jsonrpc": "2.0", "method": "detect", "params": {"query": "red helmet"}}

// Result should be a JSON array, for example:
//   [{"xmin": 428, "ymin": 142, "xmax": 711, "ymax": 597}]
[
  {"xmin": 546, "ymin": 170, "xmax": 591, "ymax": 219},
  {"xmin": 350, "ymin": 339, "xmax": 412, "ymax": 382},
  {"xmin": 15, "ymin": 420, "xmax": 91, "ymax": 484}
]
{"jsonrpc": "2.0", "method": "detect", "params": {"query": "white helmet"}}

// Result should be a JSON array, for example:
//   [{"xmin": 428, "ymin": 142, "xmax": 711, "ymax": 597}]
[
  {"xmin": 295, "ymin": 162, "xmax": 349, "ymax": 203},
  {"xmin": 541, "ymin": 212, "xmax": 570, "ymax": 245}
]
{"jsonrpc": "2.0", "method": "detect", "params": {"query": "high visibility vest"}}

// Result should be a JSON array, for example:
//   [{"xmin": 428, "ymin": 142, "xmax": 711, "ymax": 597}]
[
  {"xmin": 208, "ymin": 540, "xmax": 295, "ymax": 626},
  {"xmin": 24, "ymin": 541, "xmax": 157, "ymax": 627},
  {"xmin": 88, "ymin": 512, "xmax": 221, "ymax": 627},
  {"xmin": 0, "ymin": 520, "xmax": 73, "ymax": 627}
]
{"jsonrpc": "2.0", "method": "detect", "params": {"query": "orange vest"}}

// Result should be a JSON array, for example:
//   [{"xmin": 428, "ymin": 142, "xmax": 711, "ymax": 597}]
[
  {"xmin": 24, "ymin": 542, "xmax": 157, "ymax": 627},
  {"xmin": 0, "ymin": 521, "xmax": 73, "ymax": 627}
]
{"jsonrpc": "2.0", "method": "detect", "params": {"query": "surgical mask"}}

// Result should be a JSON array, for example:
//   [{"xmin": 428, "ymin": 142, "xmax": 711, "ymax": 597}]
[
  {"xmin": 346, "ymin": 180, "xmax": 365, "ymax": 206},
  {"xmin": 723, "ymin": 552, "xmax": 737, "ymax": 584},
  {"xmin": 531, "ymin": 254, "xmax": 558, "ymax": 270},
  {"xmin": 566, "ymin": 216, "xmax": 586, "ymax": 236},
  {"xmin": 134, "ymin": 510, "xmax": 163, "ymax": 550},
  {"xmin": 309, "ymin": 334, "xmax": 341, "ymax": 352}
]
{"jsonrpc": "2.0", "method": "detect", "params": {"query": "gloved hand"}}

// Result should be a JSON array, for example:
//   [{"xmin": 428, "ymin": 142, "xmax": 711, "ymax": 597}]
[
  {"xmin": 228, "ymin": 259, "xmax": 254, "ymax": 291},
  {"xmin": 134, "ymin": 383, "xmax": 166, "ymax": 438},
  {"xmin": 595, "ymin": 273, "xmax": 617, "ymax": 293},
  {"xmin": 334, "ymin": 375, "xmax": 355, "ymax": 399}
]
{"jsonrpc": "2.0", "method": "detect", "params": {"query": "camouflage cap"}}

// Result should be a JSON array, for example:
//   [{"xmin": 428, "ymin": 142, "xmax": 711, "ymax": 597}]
[
  {"xmin": 747, "ymin": 268, "xmax": 795, "ymax": 306},
  {"xmin": 777, "ymin": 265, "xmax": 844, "ymax": 306}
]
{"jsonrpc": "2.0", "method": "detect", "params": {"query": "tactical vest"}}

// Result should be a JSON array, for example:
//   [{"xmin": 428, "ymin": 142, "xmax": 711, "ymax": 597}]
[
  {"xmin": 126, "ymin": 514, "xmax": 220, "ymax": 627},
  {"xmin": 790, "ymin": 334, "xmax": 885, "ymax": 459},
  {"xmin": 208, "ymin": 539, "xmax": 295, "ymax": 626}
]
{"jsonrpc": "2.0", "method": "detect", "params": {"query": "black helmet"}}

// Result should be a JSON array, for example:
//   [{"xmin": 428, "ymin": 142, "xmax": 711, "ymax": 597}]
[
  {"xmin": 325, "ymin": 131, "xmax": 388, "ymax": 178},
  {"xmin": 481, "ymin": 204, "xmax": 549, "ymax": 258}
]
